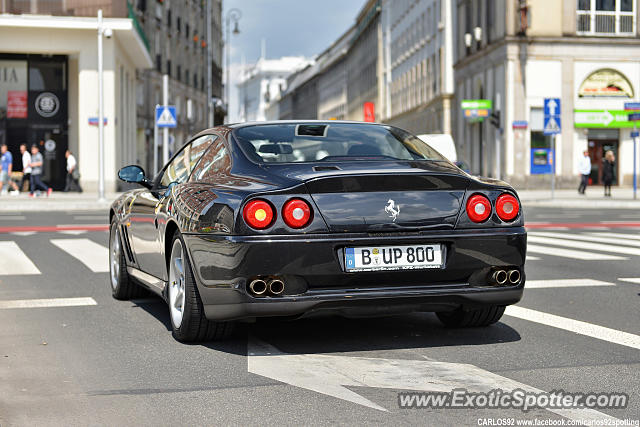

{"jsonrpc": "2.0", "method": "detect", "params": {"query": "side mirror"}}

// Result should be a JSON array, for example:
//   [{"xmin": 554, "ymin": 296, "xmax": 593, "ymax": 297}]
[{"xmin": 118, "ymin": 165, "xmax": 152, "ymax": 188}]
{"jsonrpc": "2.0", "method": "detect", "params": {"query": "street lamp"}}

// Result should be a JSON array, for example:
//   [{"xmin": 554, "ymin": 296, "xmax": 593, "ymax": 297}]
[{"xmin": 225, "ymin": 8, "xmax": 241, "ymax": 123}]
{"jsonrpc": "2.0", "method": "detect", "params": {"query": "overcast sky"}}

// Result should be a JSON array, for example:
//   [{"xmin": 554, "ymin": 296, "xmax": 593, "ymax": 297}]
[{"xmin": 222, "ymin": 0, "xmax": 365, "ymax": 63}]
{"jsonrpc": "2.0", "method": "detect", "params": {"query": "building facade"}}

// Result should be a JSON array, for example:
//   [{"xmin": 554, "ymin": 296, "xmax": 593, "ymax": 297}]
[
  {"xmin": 0, "ymin": 0, "xmax": 223, "ymax": 191},
  {"xmin": 383, "ymin": 0, "xmax": 455, "ymax": 135},
  {"xmin": 131, "ymin": 0, "xmax": 223, "ymax": 175},
  {"xmin": 236, "ymin": 56, "xmax": 311, "ymax": 122},
  {"xmin": 454, "ymin": 0, "xmax": 640, "ymax": 186}
]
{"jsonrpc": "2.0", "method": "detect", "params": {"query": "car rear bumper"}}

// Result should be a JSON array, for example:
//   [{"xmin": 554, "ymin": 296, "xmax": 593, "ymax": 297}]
[{"xmin": 183, "ymin": 228, "xmax": 526, "ymax": 321}]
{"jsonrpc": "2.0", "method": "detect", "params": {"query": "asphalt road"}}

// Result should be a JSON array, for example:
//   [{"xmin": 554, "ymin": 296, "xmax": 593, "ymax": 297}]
[{"xmin": 0, "ymin": 208, "xmax": 639, "ymax": 426}]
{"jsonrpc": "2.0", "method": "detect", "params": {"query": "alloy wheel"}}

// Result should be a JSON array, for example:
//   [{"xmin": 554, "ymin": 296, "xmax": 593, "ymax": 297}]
[{"xmin": 168, "ymin": 239, "xmax": 186, "ymax": 329}]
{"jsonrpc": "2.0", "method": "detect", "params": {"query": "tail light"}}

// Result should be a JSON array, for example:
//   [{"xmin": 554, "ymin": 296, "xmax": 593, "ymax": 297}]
[
  {"xmin": 466, "ymin": 194, "xmax": 491, "ymax": 223},
  {"xmin": 282, "ymin": 198, "xmax": 312, "ymax": 228},
  {"xmin": 243, "ymin": 199, "xmax": 275, "ymax": 229},
  {"xmin": 496, "ymin": 193, "xmax": 519, "ymax": 221}
]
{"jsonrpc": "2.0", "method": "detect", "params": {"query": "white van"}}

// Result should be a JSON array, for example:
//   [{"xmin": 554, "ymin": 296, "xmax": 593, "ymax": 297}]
[{"xmin": 416, "ymin": 134, "xmax": 457, "ymax": 162}]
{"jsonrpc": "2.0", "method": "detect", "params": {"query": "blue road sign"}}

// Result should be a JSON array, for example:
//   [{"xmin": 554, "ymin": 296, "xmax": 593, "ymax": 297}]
[
  {"xmin": 632, "ymin": 131, "xmax": 640, "ymax": 138},
  {"xmin": 628, "ymin": 113, "xmax": 640, "ymax": 121},
  {"xmin": 156, "ymin": 106, "xmax": 177, "ymax": 128},
  {"xmin": 543, "ymin": 98, "xmax": 561, "ymax": 135},
  {"xmin": 624, "ymin": 102, "xmax": 640, "ymax": 110}
]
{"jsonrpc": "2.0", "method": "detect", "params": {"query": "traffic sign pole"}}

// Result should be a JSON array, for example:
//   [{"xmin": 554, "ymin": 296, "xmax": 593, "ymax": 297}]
[
  {"xmin": 551, "ymin": 135, "xmax": 556, "ymax": 200},
  {"xmin": 634, "ymin": 123, "xmax": 638, "ymax": 200},
  {"xmin": 163, "ymin": 74, "xmax": 169, "ymax": 165},
  {"xmin": 153, "ymin": 104, "xmax": 159, "ymax": 175},
  {"xmin": 544, "ymin": 98, "xmax": 561, "ymax": 200}
]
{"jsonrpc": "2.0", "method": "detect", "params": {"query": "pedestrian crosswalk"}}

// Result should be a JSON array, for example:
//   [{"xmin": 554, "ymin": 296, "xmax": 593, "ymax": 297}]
[
  {"xmin": 50, "ymin": 238, "xmax": 109, "ymax": 273},
  {"xmin": 0, "ymin": 237, "xmax": 108, "ymax": 275},
  {"xmin": 527, "ymin": 230, "xmax": 640, "ymax": 261}
]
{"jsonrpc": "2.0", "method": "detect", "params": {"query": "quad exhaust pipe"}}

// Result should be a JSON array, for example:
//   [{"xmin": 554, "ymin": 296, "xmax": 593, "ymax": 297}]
[
  {"xmin": 489, "ymin": 269, "xmax": 521, "ymax": 286},
  {"xmin": 249, "ymin": 279, "xmax": 268, "ymax": 296},
  {"xmin": 248, "ymin": 277, "xmax": 285, "ymax": 296},
  {"xmin": 267, "ymin": 279, "xmax": 285, "ymax": 295},
  {"xmin": 508, "ymin": 269, "xmax": 521, "ymax": 284}
]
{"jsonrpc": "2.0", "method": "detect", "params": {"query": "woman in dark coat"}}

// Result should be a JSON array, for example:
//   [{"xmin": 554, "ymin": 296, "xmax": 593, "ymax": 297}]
[{"xmin": 602, "ymin": 150, "xmax": 615, "ymax": 197}]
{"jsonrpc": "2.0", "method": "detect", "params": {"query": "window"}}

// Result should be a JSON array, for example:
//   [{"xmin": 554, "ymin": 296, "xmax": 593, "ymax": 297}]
[
  {"xmin": 191, "ymin": 136, "xmax": 229, "ymax": 181},
  {"xmin": 577, "ymin": 0, "xmax": 635, "ymax": 34},
  {"xmin": 233, "ymin": 123, "xmax": 446, "ymax": 164},
  {"xmin": 161, "ymin": 135, "xmax": 214, "ymax": 187}
]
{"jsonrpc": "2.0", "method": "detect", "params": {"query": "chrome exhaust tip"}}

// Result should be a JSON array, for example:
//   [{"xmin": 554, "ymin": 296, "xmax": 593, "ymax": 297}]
[
  {"xmin": 508, "ymin": 269, "xmax": 521, "ymax": 284},
  {"xmin": 492, "ymin": 270, "xmax": 508, "ymax": 286},
  {"xmin": 249, "ymin": 279, "xmax": 268, "ymax": 296},
  {"xmin": 267, "ymin": 279, "xmax": 285, "ymax": 295}
]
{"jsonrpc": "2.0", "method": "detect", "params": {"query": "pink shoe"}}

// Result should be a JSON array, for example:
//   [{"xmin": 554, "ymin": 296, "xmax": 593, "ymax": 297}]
[{"xmin": 47, "ymin": 188, "xmax": 52, "ymax": 197}]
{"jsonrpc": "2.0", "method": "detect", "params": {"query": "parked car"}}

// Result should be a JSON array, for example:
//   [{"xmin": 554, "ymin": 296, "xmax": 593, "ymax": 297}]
[
  {"xmin": 417, "ymin": 134, "xmax": 470, "ymax": 172},
  {"xmin": 110, "ymin": 121, "xmax": 526, "ymax": 342}
]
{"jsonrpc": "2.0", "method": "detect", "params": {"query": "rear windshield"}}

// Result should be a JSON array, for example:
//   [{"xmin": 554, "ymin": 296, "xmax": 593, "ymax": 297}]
[{"xmin": 232, "ymin": 123, "xmax": 447, "ymax": 163}]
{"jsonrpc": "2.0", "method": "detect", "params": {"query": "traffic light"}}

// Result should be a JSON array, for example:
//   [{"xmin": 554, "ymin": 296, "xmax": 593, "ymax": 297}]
[{"xmin": 490, "ymin": 110, "xmax": 500, "ymax": 128}]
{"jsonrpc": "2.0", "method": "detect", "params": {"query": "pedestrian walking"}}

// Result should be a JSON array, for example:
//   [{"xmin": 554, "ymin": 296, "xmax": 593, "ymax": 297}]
[
  {"xmin": 602, "ymin": 150, "xmax": 615, "ymax": 197},
  {"xmin": 578, "ymin": 150, "xmax": 591, "ymax": 195},
  {"xmin": 64, "ymin": 149, "xmax": 82, "ymax": 192},
  {"xmin": 28, "ymin": 145, "xmax": 51, "ymax": 197},
  {"xmin": 0, "ymin": 144, "xmax": 20, "ymax": 195},
  {"xmin": 20, "ymin": 143, "xmax": 31, "ymax": 192}
]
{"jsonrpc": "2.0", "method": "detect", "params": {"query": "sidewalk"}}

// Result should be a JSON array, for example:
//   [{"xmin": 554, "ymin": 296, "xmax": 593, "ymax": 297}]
[
  {"xmin": 0, "ymin": 191, "xmax": 120, "ymax": 212},
  {"xmin": 517, "ymin": 186, "xmax": 640, "ymax": 209},
  {"xmin": 1, "ymin": 187, "xmax": 639, "ymax": 212}
]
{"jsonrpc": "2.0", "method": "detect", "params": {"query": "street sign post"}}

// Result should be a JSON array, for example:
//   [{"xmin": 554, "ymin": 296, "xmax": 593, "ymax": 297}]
[
  {"xmin": 544, "ymin": 98, "xmax": 561, "ymax": 199},
  {"xmin": 630, "ymin": 113, "xmax": 640, "ymax": 200}
]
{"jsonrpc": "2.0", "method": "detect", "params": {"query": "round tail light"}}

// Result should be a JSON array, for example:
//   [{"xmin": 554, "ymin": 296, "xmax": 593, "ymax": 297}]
[
  {"xmin": 282, "ymin": 198, "xmax": 312, "ymax": 229},
  {"xmin": 466, "ymin": 194, "xmax": 492, "ymax": 223},
  {"xmin": 496, "ymin": 193, "xmax": 519, "ymax": 221},
  {"xmin": 243, "ymin": 199, "xmax": 275, "ymax": 229}
]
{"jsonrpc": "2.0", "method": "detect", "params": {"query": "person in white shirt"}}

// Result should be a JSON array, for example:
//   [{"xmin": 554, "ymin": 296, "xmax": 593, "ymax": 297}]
[
  {"xmin": 578, "ymin": 150, "xmax": 592, "ymax": 195},
  {"xmin": 20, "ymin": 144, "xmax": 31, "ymax": 192},
  {"xmin": 64, "ymin": 149, "xmax": 82, "ymax": 192}
]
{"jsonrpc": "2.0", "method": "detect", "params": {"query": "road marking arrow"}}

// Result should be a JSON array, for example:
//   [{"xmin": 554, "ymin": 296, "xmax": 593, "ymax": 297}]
[{"xmin": 247, "ymin": 337, "xmax": 618, "ymax": 421}]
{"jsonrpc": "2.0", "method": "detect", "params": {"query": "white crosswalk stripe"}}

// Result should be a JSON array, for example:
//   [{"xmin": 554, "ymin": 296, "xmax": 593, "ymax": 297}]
[
  {"xmin": 618, "ymin": 278, "xmax": 640, "ymax": 284},
  {"xmin": 589, "ymin": 232, "xmax": 640, "ymax": 241},
  {"xmin": 526, "ymin": 244, "xmax": 626, "ymax": 260},
  {"xmin": 50, "ymin": 238, "xmax": 109, "ymax": 273},
  {"xmin": 526, "ymin": 279, "xmax": 615, "ymax": 289},
  {"xmin": 0, "ymin": 241, "xmax": 41, "ymax": 275},
  {"xmin": 527, "ymin": 235, "xmax": 640, "ymax": 257},
  {"xmin": 530, "ymin": 231, "xmax": 640, "ymax": 248}
]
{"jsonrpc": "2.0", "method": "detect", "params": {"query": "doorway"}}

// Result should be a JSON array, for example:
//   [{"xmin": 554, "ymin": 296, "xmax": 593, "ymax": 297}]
[{"xmin": 587, "ymin": 139, "xmax": 618, "ymax": 185}]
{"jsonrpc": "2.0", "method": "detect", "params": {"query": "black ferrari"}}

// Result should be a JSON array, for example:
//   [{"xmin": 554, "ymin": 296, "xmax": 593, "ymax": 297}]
[{"xmin": 110, "ymin": 121, "xmax": 526, "ymax": 342}]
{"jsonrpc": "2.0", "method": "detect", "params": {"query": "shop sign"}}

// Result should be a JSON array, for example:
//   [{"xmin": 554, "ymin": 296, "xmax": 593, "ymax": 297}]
[
  {"xmin": 34, "ymin": 92, "xmax": 60, "ymax": 118},
  {"xmin": 578, "ymin": 69, "xmax": 634, "ymax": 98},
  {"xmin": 0, "ymin": 60, "xmax": 27, "ymax": 115},
  {"xmin": 6, "ymin": 90, "xmax": 27, "ymax": 118},
  {"xmin": 363, "ymin": 102, "xmax": 375, "ymax": 122},
  {"xmin": 461, "ymin": 99, "xmax": 492, "ymax": 121},
  {"xmin": 574, "ymin": 109, "xmax": 636, "ymax": 128}
]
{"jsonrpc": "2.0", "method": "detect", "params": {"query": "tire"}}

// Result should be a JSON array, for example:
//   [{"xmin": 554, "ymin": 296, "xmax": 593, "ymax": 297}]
[
  {"xmin": 109, "ymin": 219, "xmax": 143, "ymax": 300},
  {"xmin": 167, "ymin": 232, "xmax": 234, "ymax": 342},
  {"xmin": 436, "ymin": 305, "xmax": 505, "ymax": 328}
]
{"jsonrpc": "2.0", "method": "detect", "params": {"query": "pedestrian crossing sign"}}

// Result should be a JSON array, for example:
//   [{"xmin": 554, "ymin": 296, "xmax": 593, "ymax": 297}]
[
  {"xmin": 156, "ymin": 106, "xmax": 177, "ymax": 128},
  {"xmin": 543, "ymin": 116, "xmax": 561, "ymax": 135}
]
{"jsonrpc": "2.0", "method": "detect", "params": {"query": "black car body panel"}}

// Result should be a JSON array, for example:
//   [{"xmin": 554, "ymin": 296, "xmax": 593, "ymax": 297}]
[{"xmin": 110, "ymin": 121, "xmax": 527, "ymax": 321}]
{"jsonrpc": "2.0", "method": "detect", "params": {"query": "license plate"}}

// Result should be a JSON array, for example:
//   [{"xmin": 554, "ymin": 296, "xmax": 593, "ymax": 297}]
[{"xmin": 344, "ymin": 244, "xmax": 443, "ymax": 272}]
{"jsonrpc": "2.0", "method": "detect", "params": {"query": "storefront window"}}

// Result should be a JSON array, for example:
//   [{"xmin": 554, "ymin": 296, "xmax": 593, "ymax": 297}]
[
  {"xmin": 29, "ymin": 61, "xmax": 66, "ymax": 91},
  {"xmin": 531, "ymin": 131, "xmax": 553, "ymax": 149}
]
